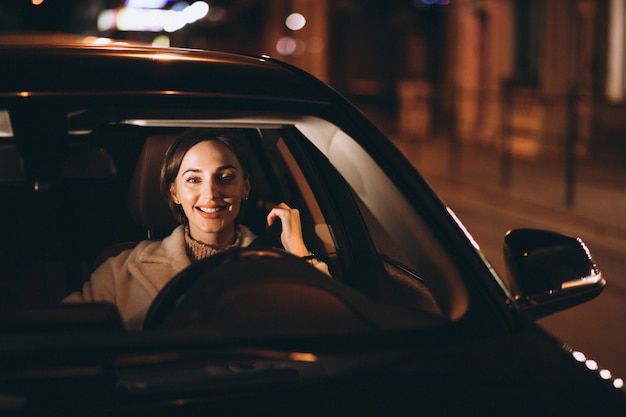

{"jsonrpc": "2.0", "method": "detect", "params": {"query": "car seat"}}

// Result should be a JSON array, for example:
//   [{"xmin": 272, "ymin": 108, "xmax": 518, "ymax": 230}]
[{"xmin": 92, "ymin": 134, "xmax": 178, "ymax": 269}]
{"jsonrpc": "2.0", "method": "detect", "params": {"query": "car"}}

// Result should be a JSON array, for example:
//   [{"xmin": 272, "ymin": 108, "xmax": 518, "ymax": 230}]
[{"xmin": 0, "ymin": 34, "xmax": 624, "ymax": 416}]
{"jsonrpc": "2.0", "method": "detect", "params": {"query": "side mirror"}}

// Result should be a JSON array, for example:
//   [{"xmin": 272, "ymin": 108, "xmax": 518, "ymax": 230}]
[{"xmin": 503, "ymin": 229, "xmax": 605, "ymax": 320}]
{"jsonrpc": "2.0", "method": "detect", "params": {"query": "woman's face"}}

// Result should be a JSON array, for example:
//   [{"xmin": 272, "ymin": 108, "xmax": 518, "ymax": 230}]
[{"xmin": 170, "ymin": 140, "xmax": 250, "ymax": 245}]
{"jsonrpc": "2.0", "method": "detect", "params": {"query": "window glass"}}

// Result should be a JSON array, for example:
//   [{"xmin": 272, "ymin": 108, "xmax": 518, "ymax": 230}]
[
  {"xmin": 296, "ymin": 118, "xmax": 468, "ymax": 319},
  {"xmin": 0, "ymin": 106, "xmax": 467, "ymax": 320}
]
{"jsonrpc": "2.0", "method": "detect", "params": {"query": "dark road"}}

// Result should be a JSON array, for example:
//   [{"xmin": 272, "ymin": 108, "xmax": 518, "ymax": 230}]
[{"xmin": 392, "ymin": 137, "xmax": 626, "ymax": 379}]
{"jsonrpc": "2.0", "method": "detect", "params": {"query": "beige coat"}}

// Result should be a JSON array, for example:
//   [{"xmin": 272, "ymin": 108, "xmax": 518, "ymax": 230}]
[{"xmin": 64, "ymin": 225, "xmax": 256, "ymax": 331}]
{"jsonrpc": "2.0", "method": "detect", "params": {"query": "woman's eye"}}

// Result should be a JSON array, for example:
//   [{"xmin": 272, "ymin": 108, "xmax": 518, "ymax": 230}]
[
  {"xmin": 185, "ymin": 177, "xmax": 200, "ymax": 184},
  {"xmin": 219, "ymin": 174, "xmax": 235, "ymax": 183}
]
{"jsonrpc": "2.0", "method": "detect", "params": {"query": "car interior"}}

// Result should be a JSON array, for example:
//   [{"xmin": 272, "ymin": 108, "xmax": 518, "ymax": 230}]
[
  {"xmin": 0, "ymin": 106, "xmax": 468, "ymax": 334},
  {"xmin": 1, "ymin": 124, "xmax": 323, "ymax": 295}
]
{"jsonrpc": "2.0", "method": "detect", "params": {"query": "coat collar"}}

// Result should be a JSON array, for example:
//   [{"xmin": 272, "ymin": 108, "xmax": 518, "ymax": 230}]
[
  {"xmin": 128, "ymin": 224, "xmax": 257, "ymax": 297},
  {"xmin": 128, "ymin": 225, "xmax": 192, "ymax": 296}
]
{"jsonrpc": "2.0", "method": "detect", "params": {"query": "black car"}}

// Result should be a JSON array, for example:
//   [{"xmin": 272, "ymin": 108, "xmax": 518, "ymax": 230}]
[{"xmin": 0, "ymin": 34, "xmax": 624, "ymax": 416}]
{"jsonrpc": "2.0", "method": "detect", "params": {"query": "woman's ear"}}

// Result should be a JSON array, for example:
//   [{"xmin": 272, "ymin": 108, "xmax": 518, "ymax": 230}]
[
  {"xmin": 170, "ymin": 184, "xmax": 180, "ymax": 204},
  {"xmin": 243, "ymin": 178, "xmax": 251, "ymax": 199}
]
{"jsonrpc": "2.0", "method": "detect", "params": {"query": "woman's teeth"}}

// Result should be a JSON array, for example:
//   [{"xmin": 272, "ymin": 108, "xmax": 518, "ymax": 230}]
[{"xmin": 198, "ymin": 206, "xmax": 225, "ymax": 213}]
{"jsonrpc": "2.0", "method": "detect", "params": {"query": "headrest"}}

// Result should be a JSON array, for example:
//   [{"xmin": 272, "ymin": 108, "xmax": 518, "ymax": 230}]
[
  {"xmin": 128, "ymin": 134, "xmax": 179, "ymax": 237},
  {"xmin": 0, "ymin": 143, "xmax": 116, "ymax": 184}
]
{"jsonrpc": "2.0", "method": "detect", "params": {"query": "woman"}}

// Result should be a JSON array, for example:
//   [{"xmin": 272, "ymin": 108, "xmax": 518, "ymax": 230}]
[{"xmin": 64, "ymin": 128, "xmax": 328, "ymax": 331}]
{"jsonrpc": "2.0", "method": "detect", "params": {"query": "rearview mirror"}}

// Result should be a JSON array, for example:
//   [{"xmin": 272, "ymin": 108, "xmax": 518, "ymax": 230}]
[{"xmin": 503, "ymin": 229, "xmax": 605, "ymax": 320}]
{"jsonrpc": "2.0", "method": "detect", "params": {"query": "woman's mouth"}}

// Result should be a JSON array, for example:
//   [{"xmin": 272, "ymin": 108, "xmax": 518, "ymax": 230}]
[{"xmin": 196, "ymin": 205, "xmax": 229, "ymax": 216}]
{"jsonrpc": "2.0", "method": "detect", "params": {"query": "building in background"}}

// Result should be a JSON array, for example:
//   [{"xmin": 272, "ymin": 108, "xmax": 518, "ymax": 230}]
[
  {"xmin": 440, "ymin": 0, "xmax": 624, "ymax": 169},
  {"xmin": 1, "ymin": 0, "xmax": 625, "ymax": 167}
]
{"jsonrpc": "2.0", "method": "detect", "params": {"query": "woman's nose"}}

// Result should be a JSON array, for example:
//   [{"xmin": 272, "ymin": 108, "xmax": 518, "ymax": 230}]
[{"xmin": 203, "ymin": 179, "xmax": 220, "ymax": 199}]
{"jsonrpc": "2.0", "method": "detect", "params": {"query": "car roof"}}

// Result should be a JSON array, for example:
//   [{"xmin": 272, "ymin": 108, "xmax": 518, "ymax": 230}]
[{"xmin": 0, "ymin": 33, "xmax": 332, "ymax": 104}]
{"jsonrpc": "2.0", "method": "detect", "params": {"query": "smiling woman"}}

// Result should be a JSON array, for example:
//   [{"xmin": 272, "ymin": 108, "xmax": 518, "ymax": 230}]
[
  {"xmin": 63, "ymin": 127, "xmax": 329, "ymax": 331},
  {"xmin": 163, "ymin": 129, "xmax": 252, "ymax": 249}
]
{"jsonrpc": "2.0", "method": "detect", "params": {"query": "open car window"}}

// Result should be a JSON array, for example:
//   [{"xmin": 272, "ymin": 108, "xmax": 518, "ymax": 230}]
[
  {"xmin": 293, "ymin": 119, "xmax": 469, "ymax": 320},
  {"xmin": 0, "ymin": 106, "xmax": 468, "ymax": 332}
]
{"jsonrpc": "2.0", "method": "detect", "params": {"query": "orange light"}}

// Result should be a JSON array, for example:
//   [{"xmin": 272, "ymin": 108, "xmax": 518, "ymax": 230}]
[
  {"xmin": 32, "ymin": 0, "xmax": 45, "ymax": 5},
  {"xmin": 288, "ymin": 352, "xmax": 318, "ymax": 362}
]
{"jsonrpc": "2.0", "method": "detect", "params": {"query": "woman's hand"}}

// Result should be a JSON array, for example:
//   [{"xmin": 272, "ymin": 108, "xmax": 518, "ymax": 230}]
[{"xmin": 266, "ymin": 202, "xmax": 309, "ymax": 257}]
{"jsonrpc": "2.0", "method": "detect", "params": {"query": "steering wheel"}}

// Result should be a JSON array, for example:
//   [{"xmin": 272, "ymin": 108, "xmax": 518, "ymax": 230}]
[
  {"xmin": 143, "ymin": 248, "xmax": 294, "ymax": 331},
  {"xmin": 142, "ymin": 244, "xmax": 436, "ymax": 334},
  {"xmin": 143, "ymin": 222, "xmax": 283, "ymax": 330}
]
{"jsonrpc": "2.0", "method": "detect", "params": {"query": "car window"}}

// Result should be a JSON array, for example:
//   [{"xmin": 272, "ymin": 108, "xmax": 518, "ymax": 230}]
[
  {"xmin": 265, "ymin": 132, "xmax": 337, "ymax": 254},
  {"xmin": 0, "ymin": 106, "xmax": 467, "ymax": 325},
  {"xmin": 295, "ymin": 118, "xmax": 469, "ymax": 320}
]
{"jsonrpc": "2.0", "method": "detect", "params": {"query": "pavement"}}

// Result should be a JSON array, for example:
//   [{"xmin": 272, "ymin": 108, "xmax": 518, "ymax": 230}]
[
  {"xmin": 361, "ymin": 105, "xmax": 626, "ymax": 245},
  {"xmin": 361, "ymin": 106, "xmax": 626, "ymax": 236},
  {"xmin": 391, "ymin": 136, "xmax": 626, "ymax": 240},
  {"xmin": 365, "ymin": 106, "xmax": 626, "ymax": 274}
]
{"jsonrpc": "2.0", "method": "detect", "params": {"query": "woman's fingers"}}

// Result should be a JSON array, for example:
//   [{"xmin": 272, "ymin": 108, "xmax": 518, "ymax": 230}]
[{"xmin": 266, "ymin": 202, "xmax": 308, "ymax": 257}]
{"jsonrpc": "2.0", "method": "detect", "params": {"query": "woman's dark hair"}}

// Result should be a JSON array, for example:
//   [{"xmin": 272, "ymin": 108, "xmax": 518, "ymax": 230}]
[{"xmin": 160, "ymin": 128, "xmax": 252, "ymax": 225}]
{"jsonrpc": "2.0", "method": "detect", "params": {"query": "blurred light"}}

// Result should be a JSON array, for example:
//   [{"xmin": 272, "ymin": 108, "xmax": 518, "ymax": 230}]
[
  {"xmin": 97, "ymin": 9, "xmax": 116, "ymax": 31},
  {"xmin": 585, "ymin": 359, "xmax": 599, "ymax": 371},
  {"xmin": 32, "ymin": 0, "xmax": 45, "ymax": 5},
  {"xmin": 171, "ymin": 1, "xmax": 189, "ymax": 11},
  {"xmin": 413, "ymin": 0, "xmax": 450, "ymax": 5},
  {"xmin": 116, "ymin": 8, "xmax": 161, "ymax": 31},
  {"xmin": 91, "ymin": 37, "xmax": 116, "ymax": 45},
  {"xmin": 99, "ymin": 1, "xmax": 209, "ymax": 33},
  {"xmin": 599, "ymin": 369, "xmax": 612, "ymax": 380},
  {"xmin": 572, "ymin": 350, "xmax": 586, "ymax": 362},
  {"xmin": 163, "ymin": 10, "xmax": 186, "ymax": 32},
  {"xmin": 285, "ymin": 13, "xmax": 306, "ymax": 31},
  {"xmin": 126, "ymin": 0, "xmax": 169, "ymax": 8},
  {"xmin": 183, "ymin": 1, "xmax": 209, "ymax": 23},
  {"xmin": 276, "ymin": 37, "xmax": 297, "ymax": 55},
  {"xmin": 614, "ymin": 378, "xmax": 624, "ymax": 389},
  {"xmin": 276, "ymin": 37, "xmax": 306, "ymax": 56},
  {"xmin": 81, "ymin": 36, "xmax": 128, "ymax": 45},
  {"xmin": 152, "ymin": 35, "xmax": 171, "ymax": 47},
  {"xmin": 150, "ymin": 54, "xmax": 180, "ymax": 61},
  {"xmin": 288, "ymin": 352, "xmax": 317, "ymax": 362}
]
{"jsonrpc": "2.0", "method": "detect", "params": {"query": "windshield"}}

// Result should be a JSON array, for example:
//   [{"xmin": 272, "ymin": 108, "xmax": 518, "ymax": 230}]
[{"xmin": 0, "ymin": 104, "xmax": 468, "ymax": 336}]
